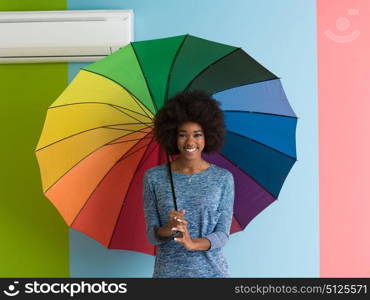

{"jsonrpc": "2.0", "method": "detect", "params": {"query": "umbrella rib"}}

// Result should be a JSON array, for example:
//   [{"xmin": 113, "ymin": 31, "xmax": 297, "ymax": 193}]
[
  {"xmin": 114, "ymin": 137, "xmax": 155, "ymax": 165},
  {"xmin": 82, "ymin": 69, "xmax": 154, "ymax": 119},
  {"xmin": 70, "ymin": 133, "xmax": 155, "ymax": 228},
  {"xmin": 104, "ymin": 126, "xmax": 153, "ymax": 132},
  {"xmin": 131, "ymin": 43, "xmax": 159, "ymax": 113},
  {"xmin": 109, "ymin": 104, "xmax": 153, "ymax": 120},
  {"xmin": 108, "ymin": 137, "xmax": 159, "ymax": 248},
  {"xmin": 108, "ymin": 136, "xmax": 153, "ymax": 145},
  {"xmin": 43, "ymin": 130, "xmax": 153, "ymax": 194},
  {"xmin": 223, "ymin": 110, "xmax": 298, "ymax": 119},
  {"xmin": 103, "ymin": 123, "xmax": 153, "ymax": 129},
  {"xmin": 50, "ymin": 101, "xmax": 153, "ymax": 129},
  {"xmin": 108, "ymin": 104, "xmax": 154, "ymax": 127},
  {"xmin": 226, "ymin": 129, "xmax": 297, "ymax": 160},
  {"xmin": 36, "ymin": 123, "xmax": 153, "ymax": 152},
  {"xmin": 164, "ymin": 34, "xmax": 189, "ymax": 101},
  {"xmin": 49, "ymin": 101, "xmax": 153, "ymax": 119}
]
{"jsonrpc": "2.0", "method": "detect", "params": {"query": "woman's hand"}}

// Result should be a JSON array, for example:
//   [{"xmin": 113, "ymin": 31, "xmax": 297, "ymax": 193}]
[
  {"xmin": 165, "ymin": 210, "xmax": 195, "ymax": 250},
  {"xmin": 171, "ymin": 217, "xmax": 196, "ymax": 251},
  {"xmin": 166, "ymin": 209, "xmax": 186, "ymax": 237},
  {"xmin": 157, "ymin": 210, "xmax": 187, "ymax": 239}
]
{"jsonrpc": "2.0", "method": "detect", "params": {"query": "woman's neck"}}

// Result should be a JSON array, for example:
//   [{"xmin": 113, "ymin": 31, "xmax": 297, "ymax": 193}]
[{"xmin": 171, "ymin": 156, "xmax": 209, "ymax": 172}]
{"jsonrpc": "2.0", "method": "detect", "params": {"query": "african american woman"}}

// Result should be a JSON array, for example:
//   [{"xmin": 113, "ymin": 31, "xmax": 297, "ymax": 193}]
[{"xmin": 142, "ymin": 90, "xmax": 235, "ymax": 278}]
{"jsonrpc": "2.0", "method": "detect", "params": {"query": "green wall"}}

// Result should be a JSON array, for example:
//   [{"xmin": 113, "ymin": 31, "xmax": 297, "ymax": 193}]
[{"xmin": 0, "ymin": 1, "xmax": 69, "ymax": 277}]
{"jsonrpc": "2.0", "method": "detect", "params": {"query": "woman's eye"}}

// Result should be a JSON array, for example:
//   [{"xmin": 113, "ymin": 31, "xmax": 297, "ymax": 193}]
[{"xmin": 178, "ymin": 134, "xmax": 202, "ymax": 138}]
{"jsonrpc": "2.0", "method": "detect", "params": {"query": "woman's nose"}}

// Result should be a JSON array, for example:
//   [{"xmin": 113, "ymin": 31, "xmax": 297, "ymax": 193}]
[{"xmin": 185, "ymin": 138, "xmax": 195, "ymax": 144}]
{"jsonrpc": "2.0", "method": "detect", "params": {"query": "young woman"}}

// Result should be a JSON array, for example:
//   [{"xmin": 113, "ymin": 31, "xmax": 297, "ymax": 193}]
[{"xmin": 143, "ymin": 90, "xmax": 235, "ymax": 278}]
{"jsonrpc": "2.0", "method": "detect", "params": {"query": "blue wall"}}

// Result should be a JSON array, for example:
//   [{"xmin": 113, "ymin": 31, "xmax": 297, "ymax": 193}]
[{"xmin": 68, "ymin": 0, "xmax": 318, "ymax": 277}]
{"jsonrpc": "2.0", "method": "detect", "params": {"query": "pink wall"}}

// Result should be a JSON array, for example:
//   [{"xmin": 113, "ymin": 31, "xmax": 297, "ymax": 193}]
[{"xmin": 318, "ymin": 0, "xmax": 370, "ymax": 277}]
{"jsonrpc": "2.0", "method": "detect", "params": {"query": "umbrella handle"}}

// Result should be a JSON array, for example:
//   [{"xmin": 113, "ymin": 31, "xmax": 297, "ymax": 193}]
[
  {"xmin": 166, "ymin": 153, "xmax": 182, "ymax": 240},
  {"xmin": 166, "ymin": 152, "xmax": 178, "ymax": 211}
]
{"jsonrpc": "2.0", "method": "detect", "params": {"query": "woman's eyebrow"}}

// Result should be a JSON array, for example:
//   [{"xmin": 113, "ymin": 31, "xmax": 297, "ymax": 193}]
[{"xmin": 178, "ymin": 129, "xmax": 203, "ymax": 133}]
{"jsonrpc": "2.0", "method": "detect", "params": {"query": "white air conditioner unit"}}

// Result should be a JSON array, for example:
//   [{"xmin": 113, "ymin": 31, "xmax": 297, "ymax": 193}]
[{"xmin": 0, "ymin": 10, "xmax": 134, "ymax": 64}]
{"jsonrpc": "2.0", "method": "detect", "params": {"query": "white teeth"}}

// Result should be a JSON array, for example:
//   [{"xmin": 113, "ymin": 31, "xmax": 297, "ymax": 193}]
[{"xmin": 184, "ymin": 148, "xmax": 197, "ymax": 152}]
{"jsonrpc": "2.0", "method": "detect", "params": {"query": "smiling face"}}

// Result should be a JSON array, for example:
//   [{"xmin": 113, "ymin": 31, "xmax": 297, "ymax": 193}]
[{"xmin": 176, "ymin": 122, "xmax": 205, "ymax": 159}]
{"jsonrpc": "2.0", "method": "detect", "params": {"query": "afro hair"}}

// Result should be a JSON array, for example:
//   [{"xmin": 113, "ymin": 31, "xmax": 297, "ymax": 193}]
[{"xmin": 153, "ymin": 90, "xmax": 226, "ymax": 155}]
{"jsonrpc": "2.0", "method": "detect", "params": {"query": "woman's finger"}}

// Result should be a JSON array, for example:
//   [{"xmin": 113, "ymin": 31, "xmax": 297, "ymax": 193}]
[
  {"xmin": 168, "ymin": 210, "xmax": 175, "ymax": 216},
  {"xmin": 172, "ymin": 227, "xmax": 185, "ymax": 232},
  {"xmin": 168, "ymin": 211, "xmax": 188, "ymax": 227},
  {"xmin": 174, "ymin": 233, "xmax": 186, "ymax": 243},
  {"xmin": 171, "ymin": 226, "xmax": 185, "ymax": 233},
  {"xmin": 176, "ymin": 219, "xmax": 188, "ymax": 227},
  {"xmin": 174, "ymin": 210, "xmax": 186, "ymax": 219}
]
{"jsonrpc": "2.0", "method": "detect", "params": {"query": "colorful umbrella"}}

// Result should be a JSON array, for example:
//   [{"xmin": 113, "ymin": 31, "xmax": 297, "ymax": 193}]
[{"xmin": 35, "ymin": 34, "xmax": 297, "ymax": 256}]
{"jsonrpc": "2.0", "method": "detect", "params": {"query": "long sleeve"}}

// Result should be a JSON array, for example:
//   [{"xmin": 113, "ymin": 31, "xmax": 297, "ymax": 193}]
[
  {"xmin": 204, "ymin": 172, "xmax": 234, "ymax": 251},
  {"xmin": 142, "ymin": 171, "xmax": 171, "ymax": 246}
]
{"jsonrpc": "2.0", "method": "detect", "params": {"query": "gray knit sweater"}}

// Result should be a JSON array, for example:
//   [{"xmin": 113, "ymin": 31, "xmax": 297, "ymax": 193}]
[{"xmin": 143, "ymin": 163, "xmax": 234, "ymax": 278}]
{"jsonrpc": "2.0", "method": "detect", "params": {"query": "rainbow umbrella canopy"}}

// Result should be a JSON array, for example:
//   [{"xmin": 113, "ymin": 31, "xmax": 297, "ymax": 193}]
[{"xmin": 36, "ymin": 34, "xmax": 297, "ymax": 256}]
